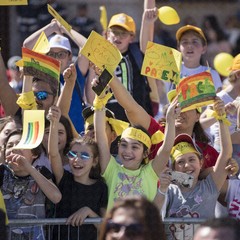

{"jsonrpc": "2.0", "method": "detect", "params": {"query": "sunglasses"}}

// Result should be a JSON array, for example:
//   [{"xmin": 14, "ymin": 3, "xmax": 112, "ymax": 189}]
[
  {"xmin": 106, "ymin": 220, "xmax": 143, "ymax": 237},
  {"xmin": 34, "ymin": 91, "xmax": 54, "ymax": 101},
  {"xmin": 66, "ymin": 150, "xmax": 93, "ymax": 161},
  {"xmin": 47, "ymin": 50, "xmax": 69, "ymax": 59}
]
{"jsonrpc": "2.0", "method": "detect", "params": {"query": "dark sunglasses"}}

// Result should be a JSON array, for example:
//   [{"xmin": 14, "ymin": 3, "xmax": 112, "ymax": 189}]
[
  {"xmin": 34, "ymin": 91, "xmax": 54, "ymax": 101},
  {"xmin": 47, "ymin": 50, "xmax": 69, "ymax": 59},
  {"xmin": 66, "ymin": 150, "xmax": 93, "ymax": 161},
  {"xmin": 106, "ymin": 220, "xmax": 143, "ymax": 236}
]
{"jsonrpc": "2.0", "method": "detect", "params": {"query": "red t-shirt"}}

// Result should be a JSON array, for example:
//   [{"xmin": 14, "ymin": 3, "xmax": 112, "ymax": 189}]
[{"xmin": 147, "ymin": 117, "xmax": 218, "ymax": 168}]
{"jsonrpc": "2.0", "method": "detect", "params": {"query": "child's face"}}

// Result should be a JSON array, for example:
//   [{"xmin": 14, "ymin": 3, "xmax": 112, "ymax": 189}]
[
  {"xmin": 118, "ymin": 138, "xmax": 145, "ymax": 170},
  {"xmin": 174, "ymin": 152, "xmax": 202, "ymax": 186},
  {"xmin": 0, "ymin": 121, "xmax": 21, "ymax": 145},
  {"xmin": 178, "ymin": 31, "xmax": 207, "ymax": 67},
  {"xmin": 5, "ymin": 134, "xmax": 35, "ymax": 175},
  {"xmin": 67, "ymin": 143, "xmax": 97, "ymax": 181},
  {"xmin": 107, "ymin": 26, "xmax": 134, "ymax": 53},
  {"xmin": 32, "ymin": 81, "xmax": 55, "ymax": 113},
  {"xmin": 43, "ymin": 122, "xmax": 67, "ymax": 152}
]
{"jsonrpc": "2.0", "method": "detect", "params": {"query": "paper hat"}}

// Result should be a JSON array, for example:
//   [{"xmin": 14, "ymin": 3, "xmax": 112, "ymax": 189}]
[
  {"xmin": 230, "ymin": 54, "xmax": 240, "ymax": 72},
  {"xmin": 167, "ymin": 89, "xmax": 202, "ymax": 113},
  {"xmin": 176, "ymin": 25, "xmax": 207, "ymax": 43},
  {"xmin": 108, "ymin": 13, "xmax": 136, "ymax": 34},
  {"xmin": 49, "ymin": 34, "xmax": 72, "ymax": 53},
  {"xmin": 171, "ymin": 133, "xmax": 202, "ymax": 161}
]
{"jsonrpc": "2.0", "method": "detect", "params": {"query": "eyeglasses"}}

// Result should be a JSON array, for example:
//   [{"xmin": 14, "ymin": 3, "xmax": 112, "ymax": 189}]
[
  {"xmin": 47, "ymin": 50, "xmax": 69, "ymax": 59},
  {"xmin": 106, "ymin": 220, "xmax": 143, "ymax": 237},
  {"xmin": 34, "ymin": 91, "xmax": 54, "ymax": 101},
  {"xmin": 66, "ymin": 150, "xmax": 93, "ymax": 161},
  {"xmin": 108, "ymin": 29, "xmax": 132, "ymax": 39}
]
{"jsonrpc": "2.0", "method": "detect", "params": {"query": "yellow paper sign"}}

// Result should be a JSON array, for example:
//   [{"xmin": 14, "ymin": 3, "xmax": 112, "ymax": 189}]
[
  {"xmin": 48, "ymin": 4, "xmax": 72, "ymax": 32},
  {"xmin": 80, "ymin": 31, "xmax": 122, "ymax": 73},
  {"xmin": 141, "ymin": 42, "xmax": 182, "ymax": 84},
  {"xmin": 99, "ymin": 6, "xmax": 108, "ymax": 31},
  {"xmin": 177, "ymin": 71, "xmax": 216, "ymax": 112},
  {"xmin": 13, "ymin": 110, "xmax": 45, "ymax": 149},
  {"xmin": 32, "ymin": 32, "xmax": 50, "ymax": 54},
  {"xmin": 0, "ymin": 0, "xmax": 27, "ymax": 5}
]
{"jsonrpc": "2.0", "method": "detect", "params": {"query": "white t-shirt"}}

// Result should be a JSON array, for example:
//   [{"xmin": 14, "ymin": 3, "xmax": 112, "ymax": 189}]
[{"xmin": 164, "ymin": 64, "xmax": 222, "ymax": 93}]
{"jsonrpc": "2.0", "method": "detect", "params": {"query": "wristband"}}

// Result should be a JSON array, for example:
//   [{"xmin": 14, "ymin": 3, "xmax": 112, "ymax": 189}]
[{"xmin": 157, "ymin": 188, "xmax": 167, "ymax": 196}]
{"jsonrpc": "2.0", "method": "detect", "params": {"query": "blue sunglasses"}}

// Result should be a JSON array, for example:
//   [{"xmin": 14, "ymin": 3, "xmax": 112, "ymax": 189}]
[
  {"xmin": 34, "ymin": 91, "xmax": 54, "ymax": 101},
  {"xmin": 66, "ymin": 150, "xmax": 93, "ymax": 161}
]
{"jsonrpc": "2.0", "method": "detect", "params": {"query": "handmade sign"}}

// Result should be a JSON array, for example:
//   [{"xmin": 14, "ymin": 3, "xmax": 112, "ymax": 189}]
[
  {"xmin": 141, "ymin": 42, "xmax": 182, "ymax": 85},
  {"xmin": 176, "ymin": 71, "xmax": 216, "ymax": 112},
  {"xmin": 99, "ymin": 6, "xmax": 108, "ymax": 31},
  {"xmin": 48, "ymin": 4, "xmax": 72, "ymax": 32},
  {"xmin": 13, "ymin": 110, "xmax": 45, "ymax": 149},
  {"xmin": 0, "ymin": 0, "xmax": 27, "ymax": 5},
  {"xmin": 80, "ymin": 31, "xmax": 122, "ymax": 74},
  {"xmin": 21, "ymin": 47, "xmax": 60, "ymax": 88},
  {"xmin": 32, "ymin": 32, "xmax": 50, "ymax": 54}
]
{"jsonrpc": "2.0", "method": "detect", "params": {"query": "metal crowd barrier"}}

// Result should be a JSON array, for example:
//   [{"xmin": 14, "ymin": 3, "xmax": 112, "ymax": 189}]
[{"xmin": 7, "ymin": 217, "xmax": 207, "ymax": 240}]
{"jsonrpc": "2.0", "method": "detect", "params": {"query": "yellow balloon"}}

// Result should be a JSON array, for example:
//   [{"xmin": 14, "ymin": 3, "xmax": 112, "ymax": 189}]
[
  {"xmin": 213, "ymin": 53, "xmax": 234, "ymax": 77},
  {"xmin": 158, "ymin": 6, "xmax": 180, "ymax": 25}
]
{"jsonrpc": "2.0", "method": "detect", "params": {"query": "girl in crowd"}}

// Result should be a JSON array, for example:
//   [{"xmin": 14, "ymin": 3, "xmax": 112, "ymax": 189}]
[
  {"xmin": 47, "ymin": 105, "xmax": 108, "ymax": 240},
  {"xmin": 157, "ymin": 99, "xmax": 232, "ymax": 240},
  {"xmin": 1, "ymin": 129, "xmax": 61, "ymax": 240}
]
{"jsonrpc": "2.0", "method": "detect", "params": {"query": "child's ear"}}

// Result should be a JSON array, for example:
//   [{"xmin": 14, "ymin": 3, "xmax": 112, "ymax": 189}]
[
  {"xmin": 92, "ymin": 157, "xmax": 99, "ymax": 167},
  {"xmin": 202, "ymin": 45, "xmax": 207, "ymax": 55},
  {"xmin": 143, "ymin": 150, "xmax": 149, "ymax": 159}
]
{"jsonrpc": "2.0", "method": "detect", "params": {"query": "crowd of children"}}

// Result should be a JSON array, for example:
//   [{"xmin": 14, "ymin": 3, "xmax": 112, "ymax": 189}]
[{"xmin": 0, "ymin": 0, "xmax": 240, "ymax": 240}]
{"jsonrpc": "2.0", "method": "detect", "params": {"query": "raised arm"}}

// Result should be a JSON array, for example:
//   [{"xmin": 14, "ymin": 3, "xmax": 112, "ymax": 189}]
[
  {"xmin": 211, "ymin": 98, "xmax": 233, "ymax": 191},
  {"xmin": 140, "ymin": 0, "xmax": 158, "ymax": 53},
  {"xmin": 47, "ymin": 105, "xmax": 64, "ymax": 184},
  {"xmin": 23, "ymin": 19, "xmax": 61, "ymax": 49},
  {"xmin": 152, "ymin": 98, "xmax": 180, "ymax": 176},
  {"xmin": 56, "ymin": 21, "xmax": 89, "ymax": 76},
  {"xmin": 0, "ymin": 52, "xmax": 19, "ymax": 116},
  {"xmin": 109, "ymin": 74, "xmax": 151, "ymax": 130},
  {"xmin": 6, "ymin": 153, "xmax": 62, "ymax": 204},
  {"xmin": 93, "ymin": 92, "xmax": 111, "ymax": 174}
]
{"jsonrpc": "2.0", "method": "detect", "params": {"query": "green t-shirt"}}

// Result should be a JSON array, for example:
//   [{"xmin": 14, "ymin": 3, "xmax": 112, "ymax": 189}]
[{"xmin": 103, "ymin": 156, "xmax": 159, "ymax": 210}]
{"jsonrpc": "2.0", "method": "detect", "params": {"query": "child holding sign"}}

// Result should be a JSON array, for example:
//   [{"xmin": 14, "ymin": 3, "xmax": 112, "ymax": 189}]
[
  {"xmin": 157, "ymin": 99, "xmax": 232, "ymax": 240},
  {"xmin": 93, "ymin": 82, "xmax": 180, "ymax": 210},
  {"xmin": 1, "ymin": 129, "xmax": 61, "ymax": 240}
]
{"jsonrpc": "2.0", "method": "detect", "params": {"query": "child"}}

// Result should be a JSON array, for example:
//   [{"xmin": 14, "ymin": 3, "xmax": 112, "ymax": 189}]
[
  {"xmin": 104, "ymin": 2, "xmax": 155, "ymax": 121},
  {"xmin": 47, "ymin": 105, "xmax": 108, "ymax": 240},
  {"xmin": 164, "ymin": 24, "xmax": 222, "ymax": 93},
  {"xmin": 157, "ymin": 99, "xmax": 232, "ymax": 240},
  {"xmin": 93, "ymin": 89, "xmax": 180, "ymax": 210},
  {"xmin": 1, "ymin": 129, "xmax": 61, "ymax": 240}
]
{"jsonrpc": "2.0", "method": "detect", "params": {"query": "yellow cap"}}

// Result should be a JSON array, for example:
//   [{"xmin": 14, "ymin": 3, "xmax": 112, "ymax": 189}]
[
  {"xmin": 108, "ymin": 13, "xmax": 136, "ymax": 34},
  {"xmin": 230, "ymin": 54, "xmax": 240, "ymax": 72},
  {"xmin": 171, "ymin": 133, "xmax": 202, "ymax": 161},
  {"xmin": 176, "ymin": 25, "xmax": 207, "ymax": 43}
]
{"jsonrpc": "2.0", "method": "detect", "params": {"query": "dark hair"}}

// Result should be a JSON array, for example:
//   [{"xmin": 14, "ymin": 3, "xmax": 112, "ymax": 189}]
[
  {"xmin": 4, "ymin": 129, "xmax": 42, "ymax": 159},
  {"xmin": 0, "ymin": 115, "xmax": 22, "ymax": 133},
  {"xmin": 196, "ymin": 217, "xmax": 240, "ymax": 240},
  {"xmin": 178, "ymin": 30, "xmax": 206, "ymax": 46},
  {"xmin": 32, "ymin": 77, "xmax": 58, "ymax": 96},
  {"xmin": 99, "ymin": 196, "xmax": 166, "ymax": 240},
  {"xmin": 45, "ymin": 115, "xmax": 73, "ymax": 155},
  {"xmin": 69, "ymin": 136, "xmax": 101, "ymax": 179},
  {"xmin": 193, "ymin": 121, "xmax": 210, "ymax": 144}
]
